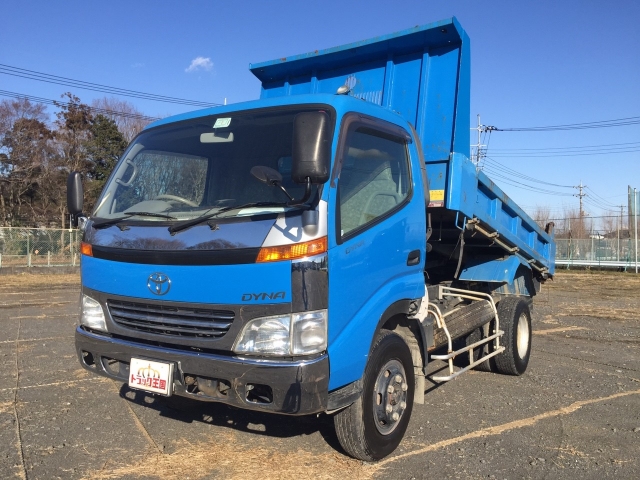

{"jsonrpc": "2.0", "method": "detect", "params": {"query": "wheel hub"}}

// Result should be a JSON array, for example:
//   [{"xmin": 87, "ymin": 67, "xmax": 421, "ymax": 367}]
[
  {"xmin": 373, "ymin": 359, "xmax": 408, "ymax": 435},
  {"xmin": 516, "ymin": 313, "xmax": 530, "ymax": 359}
]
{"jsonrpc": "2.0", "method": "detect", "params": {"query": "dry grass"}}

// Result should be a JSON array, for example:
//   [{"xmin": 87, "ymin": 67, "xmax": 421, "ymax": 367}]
[
  {"xmin": 86, "ymin": 434, "xmax": 372, "ymax": 480},
  {"xmin": 548, "ymin": 270, "xmax": 640, "ymax": 297},
  {"xmin": 0, "ymin": 272, "xmax": 80, "ymax": 292},
  {"xmin": 538, "ymin": 270, "xmax": 640, "ymax": 321}
]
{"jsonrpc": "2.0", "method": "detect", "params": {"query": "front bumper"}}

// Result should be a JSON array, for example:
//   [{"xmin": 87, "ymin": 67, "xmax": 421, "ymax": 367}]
[{"xmin": 75, "ymin": 327, "xmax": 329, "ymax": 415}]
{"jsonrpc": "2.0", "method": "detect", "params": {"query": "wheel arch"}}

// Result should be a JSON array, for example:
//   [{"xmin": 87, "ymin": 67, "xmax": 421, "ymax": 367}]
[{"xmin": 327, "ymin": 297, "xmax": 426, "ymax": 407}]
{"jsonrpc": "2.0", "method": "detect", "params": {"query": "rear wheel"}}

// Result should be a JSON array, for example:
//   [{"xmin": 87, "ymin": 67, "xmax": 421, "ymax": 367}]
[
  {"xmin": 333, "ymin": 330, "xmax": 415, "ymax": 461},
  {"xmin": 493, "ymin": 297, "xmax": 532, "ymax": 375}
]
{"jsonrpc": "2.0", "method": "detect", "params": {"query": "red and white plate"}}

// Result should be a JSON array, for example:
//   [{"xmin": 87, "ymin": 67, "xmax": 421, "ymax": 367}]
[{"xmin": 128, "ymin": 357, "xmax": 173, "ymax": 396}]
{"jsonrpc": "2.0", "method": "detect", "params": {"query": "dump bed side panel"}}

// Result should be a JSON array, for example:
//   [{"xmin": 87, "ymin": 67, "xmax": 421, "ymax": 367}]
[{"xmin": 427, "ymin": 153, "xmax": 555, "ymax": 274}]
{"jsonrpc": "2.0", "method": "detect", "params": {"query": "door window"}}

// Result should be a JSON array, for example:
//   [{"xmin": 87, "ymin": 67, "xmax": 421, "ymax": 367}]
[{"xmin": 338, "ymin": 126, "xmax": 410, "ymax": 238}]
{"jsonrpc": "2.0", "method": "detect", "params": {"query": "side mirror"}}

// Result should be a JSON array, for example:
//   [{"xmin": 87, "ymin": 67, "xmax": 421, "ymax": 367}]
[
  {"xmin": 67, "ymin": 172, "xmax": 83, "ymax": 227},
  {"xmin": 250, "ymin": 165, "xmax": 283, "ymax": 186},
  {"xmin": 292, "ymin": 111, "xmax": 331, "ymax": 185}
]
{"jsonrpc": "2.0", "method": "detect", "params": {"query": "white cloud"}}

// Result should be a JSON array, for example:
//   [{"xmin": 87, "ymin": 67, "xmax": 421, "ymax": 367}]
[{"xmin": 185, "ymin": 56, "xmax": 213, "ymax": 73}]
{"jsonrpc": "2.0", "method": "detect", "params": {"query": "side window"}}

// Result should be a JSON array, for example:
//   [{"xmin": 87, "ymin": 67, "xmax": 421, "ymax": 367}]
[{"xmin": 338, "ymin": 126, "xmax": 410, "ymax": 238}]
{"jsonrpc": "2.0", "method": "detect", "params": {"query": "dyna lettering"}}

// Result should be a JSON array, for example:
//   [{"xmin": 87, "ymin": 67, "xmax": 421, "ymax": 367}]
[{"xmin": 241, "ymin": 292, "xmax": 286, "ymax": 302}]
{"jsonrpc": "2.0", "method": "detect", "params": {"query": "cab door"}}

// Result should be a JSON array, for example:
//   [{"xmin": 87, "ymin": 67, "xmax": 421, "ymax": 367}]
[{"xmin": 327, "ymin": 115, "xmax": 426, "ymax": 389}]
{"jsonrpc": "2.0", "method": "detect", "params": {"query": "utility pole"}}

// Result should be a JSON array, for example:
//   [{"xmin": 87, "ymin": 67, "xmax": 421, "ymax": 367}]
[
  {"xmin": 616, "ymin": 205, "xmax": 625, "ymax": 262},
  {"xmin": 471, "ymin": 114, "xmax": 484, "ymax": 165},
  {"xmin": 574, "ymin": 181, "xmax": 587, "ymax": 238},
  {"xmin": 574, "ymin": 181, "xmax": 587, "ymax": 219},
  {"xmin": 635, "ymin": 188, "xmax": 638, "ymax": 274},
  {"xmin": 470, "ymin": 114, "xmax": 497, "ymax": 167}
]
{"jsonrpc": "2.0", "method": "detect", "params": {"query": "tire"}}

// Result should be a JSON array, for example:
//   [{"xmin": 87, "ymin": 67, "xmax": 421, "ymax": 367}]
[
  {"xmin": 333, "ymin": 330, "xmax": 415, "ymax": 461},
  {"xmin": 464, "ymin": 325, "xmax": 494, "ymax": 372},
  {"xmin": 493, "ymin": 297, "xmax": 532, "ymax": 375}
]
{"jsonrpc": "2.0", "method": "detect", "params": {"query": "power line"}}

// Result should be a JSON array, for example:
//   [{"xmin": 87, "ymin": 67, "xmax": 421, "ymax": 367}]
[
  {"xmin": 546, "ymin": 214, "xmax": 627, "ymax": 221},
  {"xmin": 0, "ymin": 63, "xmax": 221, "ymax": 108},
  {"xmin": 0, "ymin": 90, "xmax": 160, "ymax": 121},
  {"xmin": 490, "ymin": 140, "xmax": 640, "ymax": 152},
  {"xmin": 493, "ymin": 115, "xmax": 640, "ymax": 132},
  {"xmin": 482, "ymin": 168, "xmax": 576, "ymax": 196},
  {"xmin": 483, "ymin": 157, "xmax": 574, "ymax": 188},
  {"xmin": 488, "ymin": 147, "xmax": 640, "ymax": 158},
  {"xmin": 583, "ymin": 197, "xmax": 613, "ymax": 212},
  {"xmin": 585, "ymin": 186, "xmax": 619, "ymax": 208},
  {"xmin": 483, "ymin": 157, "xmax": 572, "ymax": 187}
]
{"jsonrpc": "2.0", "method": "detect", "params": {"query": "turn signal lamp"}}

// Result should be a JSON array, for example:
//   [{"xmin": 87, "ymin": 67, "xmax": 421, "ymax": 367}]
[
  {"xmin": 80, "ymin": 242, "xmax": 93, "ymax": 257},
  {"xmin": 256, "ymin": 237, "xmax": 327, "ymax": 263}
]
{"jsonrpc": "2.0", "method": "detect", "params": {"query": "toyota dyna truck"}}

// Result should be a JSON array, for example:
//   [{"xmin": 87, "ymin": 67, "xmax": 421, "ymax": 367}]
[{"xmin": 67, "ymin": 17, "xmax": 555, "ymax": 461}]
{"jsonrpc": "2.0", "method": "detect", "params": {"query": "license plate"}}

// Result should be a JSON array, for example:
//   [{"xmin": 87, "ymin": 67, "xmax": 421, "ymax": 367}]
[{"xmin": 129, "ymin": 357, "xmax": 174, "ymax": 396}]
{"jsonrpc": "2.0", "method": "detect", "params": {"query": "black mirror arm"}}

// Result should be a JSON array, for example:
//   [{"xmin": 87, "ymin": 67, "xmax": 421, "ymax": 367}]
[
  {"xmin": 287, "ymin": 178, "xmax": 312, "ymax": 207},
  {"xmin": 69, "ymin": 212, "xmax": 86, "ymax": 228},
  {"xmin": 273, "ymin": 181, "xmax": 294, "ymax": 201}
]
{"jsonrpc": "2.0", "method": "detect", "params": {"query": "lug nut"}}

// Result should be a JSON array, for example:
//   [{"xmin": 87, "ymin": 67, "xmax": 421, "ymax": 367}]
[
  {"xmin": 386, "ymin": 404, "xmax": 393, "ymax": 413},
  {"xmin": 387, "ymin": 385, "xmax": 394, "ymax": 393},
  {"xmin": 401, "ymin": 382, "xmax": 408, "ymax": 391},
  {"xmin": 400, "ymin": 401, "xmax": 406, "ymax": 409},
  {"xmin": 394, "ymin": 374, "xmax": 402, "ymax": 383},
  {"xmin": 391, "ymin": 412, "xmax": 399, "ymax": 421}
]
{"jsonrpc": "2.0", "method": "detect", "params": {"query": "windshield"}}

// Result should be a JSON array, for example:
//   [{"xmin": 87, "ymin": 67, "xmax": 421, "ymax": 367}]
[{"xmin": 93, "ymin": 106, "xmax": 333, "ymax": 221}]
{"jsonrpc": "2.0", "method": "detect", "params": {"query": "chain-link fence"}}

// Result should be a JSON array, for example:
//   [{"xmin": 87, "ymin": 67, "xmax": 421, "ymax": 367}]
[
  {"xmin": 555, "ymin": 237, "xmax": 638, "ymax": 269},
  {"xmin": 0, "ymin": 227, "xmax": 80, "ymax": 268},
  {"xmin": 1, "ymin": 227, "xmax": 637, "ymax": 271}
]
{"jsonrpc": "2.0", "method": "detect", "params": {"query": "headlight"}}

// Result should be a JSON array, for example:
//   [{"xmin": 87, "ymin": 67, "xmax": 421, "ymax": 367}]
[
  {"xmin": 233, "ymin": 309, "xmax": 327, "ymax": 356},
  {"xmin": 80, "ymin": 294, "xmax": 107, "ymax": 332}
]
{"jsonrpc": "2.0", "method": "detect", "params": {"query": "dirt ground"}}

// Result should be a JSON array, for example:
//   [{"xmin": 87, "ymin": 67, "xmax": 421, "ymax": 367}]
[{"xmin": 1, "ymin": 269, "xmax": 639, "ymax": 479}]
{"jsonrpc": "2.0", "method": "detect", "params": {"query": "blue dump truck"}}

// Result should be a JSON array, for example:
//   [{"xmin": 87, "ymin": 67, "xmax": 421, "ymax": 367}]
[{"xmin": 67, "ymin": 18, "xmax": 555, "ymax": 461}]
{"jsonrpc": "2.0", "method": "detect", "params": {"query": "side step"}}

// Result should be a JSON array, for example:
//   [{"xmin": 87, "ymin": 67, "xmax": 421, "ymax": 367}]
[
  {"xmin": 430, "ymin": 330, "xmax": 504, "ymax": 381},
  {"xmin": 420, "ymin": 286, "xmax": 504, "ymax": 382}
]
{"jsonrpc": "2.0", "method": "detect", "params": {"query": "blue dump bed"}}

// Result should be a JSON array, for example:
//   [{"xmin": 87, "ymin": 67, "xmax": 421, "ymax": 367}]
[{"xmin": 250, "ymin": 18, "xmax": 555, "ymax": 276}]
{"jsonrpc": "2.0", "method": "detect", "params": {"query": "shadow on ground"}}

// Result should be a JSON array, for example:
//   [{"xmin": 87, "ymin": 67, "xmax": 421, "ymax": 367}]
[{"xmin": 118, "ymin": 383, "xmax": 345, "ymax": 453}]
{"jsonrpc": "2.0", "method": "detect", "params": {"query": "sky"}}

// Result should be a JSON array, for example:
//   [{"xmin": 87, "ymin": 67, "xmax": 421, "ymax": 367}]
[{"xmin": 2, "ymin": 0, "xmax": 639, "ymax": 229}]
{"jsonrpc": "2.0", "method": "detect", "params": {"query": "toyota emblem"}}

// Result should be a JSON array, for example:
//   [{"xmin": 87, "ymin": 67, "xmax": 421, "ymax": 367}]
[{"xmin": 147, "ymin": 272, "xmax": 171, "ymax": 296}]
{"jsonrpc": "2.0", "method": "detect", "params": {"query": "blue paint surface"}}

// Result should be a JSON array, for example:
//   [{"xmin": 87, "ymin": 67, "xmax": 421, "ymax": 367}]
[
  {"xmin": 458, "ymin": 256, "xmax": 526, "ymax": 283},
  {"xmin": 82, "ymin": 255, "xmax": 292, "ymax": 305},
  {"xmin": 325, "ymin": 127, "xmax": 427, "ymax": 390}
]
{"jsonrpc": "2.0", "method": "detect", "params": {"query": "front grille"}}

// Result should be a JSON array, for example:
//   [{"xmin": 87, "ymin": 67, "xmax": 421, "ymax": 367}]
[{"xmin": 108, "ymin": 299, "xmax": 234, "ymax": 338}]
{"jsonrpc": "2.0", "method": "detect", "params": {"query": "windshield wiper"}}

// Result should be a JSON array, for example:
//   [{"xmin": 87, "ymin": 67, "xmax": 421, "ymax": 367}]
[
  {"xmin": 92, "ymin": 211, "xmax": 177, "ymax": 229},
  {"xmin": 168, "ymin": 201, "xmax": 288, "ymax": 235}
]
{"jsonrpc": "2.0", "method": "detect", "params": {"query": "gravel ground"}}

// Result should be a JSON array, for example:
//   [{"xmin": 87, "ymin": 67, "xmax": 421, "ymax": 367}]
[{"xmin": 1, "ymin": 270, "xmax": 639, "ymax": 479}]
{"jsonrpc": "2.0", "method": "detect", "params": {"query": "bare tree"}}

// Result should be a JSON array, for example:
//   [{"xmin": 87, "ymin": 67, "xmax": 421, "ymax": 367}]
[
  {"xmin": 91, "ymin": 97, "xmax": 153, "ymax": 143},
  {"xmin": 3, "ymin": 119, "xmax": 55, "ymax": 223},
  {"xmin": 531, "ymin": 205, "xmax": 551, "ymax": 229},
  {"xmin": 0, "ymin": 97, "xmax": 48, "ymax": 141},
  {"xmin": 562, "ymin": 206, "xmax": 591, "ymax": 240},
  {"xmin": 600, "ymin": 209, "xmax": 618, "ymax": 236},
  {"xmin": 52, "ymin": 93, "xmax": 95, "ymax": 227},
  {"xmin": 0, "ymin": 99, "xmax": 53, "ymax": 225}
]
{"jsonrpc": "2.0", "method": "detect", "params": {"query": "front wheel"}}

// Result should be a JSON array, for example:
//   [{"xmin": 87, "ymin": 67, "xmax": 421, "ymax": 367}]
[{"xmin": 333, "ymin": 330, "xmax": 415, "ymax": 461}]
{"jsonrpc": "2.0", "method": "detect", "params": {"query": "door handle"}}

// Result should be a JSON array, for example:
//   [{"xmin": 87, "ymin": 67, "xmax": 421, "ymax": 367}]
[{"xmin": 407, "ymin": 250, "xmax": 421, "ymax": 266}]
